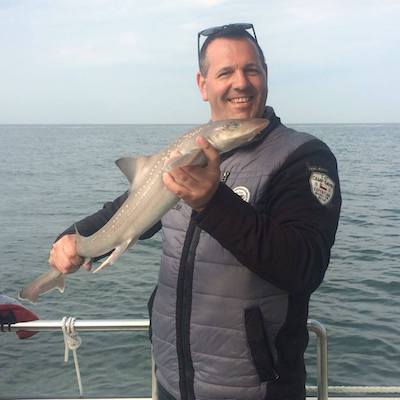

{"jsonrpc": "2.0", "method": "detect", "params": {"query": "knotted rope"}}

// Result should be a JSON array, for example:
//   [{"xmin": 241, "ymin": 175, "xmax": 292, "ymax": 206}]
[{"xmin": 61, "ymin": 316, "xmax": 83, "ymax": 397}]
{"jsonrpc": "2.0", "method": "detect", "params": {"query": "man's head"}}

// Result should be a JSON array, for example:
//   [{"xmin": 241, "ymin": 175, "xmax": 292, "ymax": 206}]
[{"xmin": 196, "ymin": 24, "xmax": 268, "ymax": 121}]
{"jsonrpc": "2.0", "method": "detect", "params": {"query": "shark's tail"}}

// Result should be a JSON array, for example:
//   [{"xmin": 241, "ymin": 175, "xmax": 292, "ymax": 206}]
[{"xmin": 19, "ymin": 269, "xmax": 65, "ymax": 304}]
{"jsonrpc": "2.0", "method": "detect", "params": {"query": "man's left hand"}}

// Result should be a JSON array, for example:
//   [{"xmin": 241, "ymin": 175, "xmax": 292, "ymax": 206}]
[{"xmin": 163, "ymin": 136, "xmax": 221, "ymax": 212}]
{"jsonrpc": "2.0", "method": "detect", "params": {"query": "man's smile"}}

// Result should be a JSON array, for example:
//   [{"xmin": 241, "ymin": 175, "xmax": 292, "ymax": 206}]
[{"xmin": 228, "ymin": 96, "xmax": 253, "ymax": 104}]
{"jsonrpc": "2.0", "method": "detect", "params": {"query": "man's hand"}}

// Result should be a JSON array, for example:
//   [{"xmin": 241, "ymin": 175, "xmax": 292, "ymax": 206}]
[
  {"xmin": 162, "ymin": 136, "xmax": 221, "ymax": 212},
  {"xmin": 48, "ymin": 234, "xmax": 91, "ymax": 273}
]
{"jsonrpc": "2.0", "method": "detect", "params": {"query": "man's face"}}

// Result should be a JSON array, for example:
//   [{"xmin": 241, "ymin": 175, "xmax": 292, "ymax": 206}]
[{"xmin": 197, "ymin": 37, "xmax": 268, "ymax": 121}]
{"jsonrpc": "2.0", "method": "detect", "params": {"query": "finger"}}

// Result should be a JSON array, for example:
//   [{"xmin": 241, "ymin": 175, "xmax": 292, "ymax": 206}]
[
  {"xmin": 59, "ymin": 244, "xmax": 83, "ymax": 268},
  {"xmin": 49, "ymin": 244, "xmax": 66, "ymax": 268},
  {"xmin": 49, "ymin": 252, "xmax": 78, "ymax": 273},
  {"xmin": 49, "ymin": 242, "xmax": 82, "ymax": 273},
  {"xmin": 61, "ymin": 235, "xmax": 79, "ymax": 258},
  {"xmin": 60, "ymin": 235, "xmax": 84, "ymax": 265},
  {"xmin": 163, "ymin": 172, "xmax": 189, "ymax": 198},
  {"xmin": 196, "ymin": 136, "xmax": 220, "ymax": 166},
  {"xmin": 82, "ymin": 260, "xmax": 92, "ymax": 271},
  {"xmin": 171, "ymin": 166, "xmax": 200, "ymax": 187},
  {"xmin": 48, "ymin": 247, "xmax": 56, "ymax": 267}
]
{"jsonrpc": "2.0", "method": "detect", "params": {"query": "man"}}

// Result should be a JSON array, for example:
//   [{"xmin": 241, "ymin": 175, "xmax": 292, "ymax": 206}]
[{"xmin": 49, "ymin": 24, "xmax": 341, "ymax": 400}]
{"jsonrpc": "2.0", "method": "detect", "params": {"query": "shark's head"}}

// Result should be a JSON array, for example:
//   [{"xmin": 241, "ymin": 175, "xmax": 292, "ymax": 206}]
[{"xmin": 206, "ymin": 118, "xmax": 269, "ymax": 154}]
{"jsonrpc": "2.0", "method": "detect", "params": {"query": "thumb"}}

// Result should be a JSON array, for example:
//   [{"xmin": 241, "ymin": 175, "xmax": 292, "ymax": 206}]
[{"xmin": 196, "ymin": 136, "xmax": 220, "ymax": 167}]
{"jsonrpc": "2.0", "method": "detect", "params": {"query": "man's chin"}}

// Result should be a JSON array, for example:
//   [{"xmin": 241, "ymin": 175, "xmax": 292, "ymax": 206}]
[
  {"xmin": 226, "ymin": 103, "xmax": 264, "ymax": 120},
  {"xmin": 211, "ymin": 106, "xmax": 262, "ymax": 121},
  {"xmin": 227, "ymin": 110, "xmax": 255, "ymax": 120}
]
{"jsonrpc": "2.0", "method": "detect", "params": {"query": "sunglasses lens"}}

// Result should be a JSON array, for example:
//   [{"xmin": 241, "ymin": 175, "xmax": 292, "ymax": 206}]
[
  {"xmin": 197, "ymin": 23, "xmax": 258, "ymax": 65},
  {"xmin": 199, "ymin": 27, "xmax": 220, "ymax": 37},
  {"xmin": 199, "ymin": 23, "xmax": 254, "ymax": 38},
  {"xmin": 231, "ymin": 23, "xmax": 253, "ymax": 30}
]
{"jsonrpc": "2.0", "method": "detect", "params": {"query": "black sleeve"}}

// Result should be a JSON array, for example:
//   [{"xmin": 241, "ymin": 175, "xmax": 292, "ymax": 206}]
[
  {"xmin": 57, "ymin": 191, "xmax": 162, "ymax": 241},
  {"xmin": 193, "ymin": 140, "xmax": 342, "ymax": 294}
]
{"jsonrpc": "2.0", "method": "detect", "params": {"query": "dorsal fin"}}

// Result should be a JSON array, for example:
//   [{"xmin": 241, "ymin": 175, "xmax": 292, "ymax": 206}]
[{"xmin": 115, "ymin": 155, "xmax": 159, "ymax": 189}]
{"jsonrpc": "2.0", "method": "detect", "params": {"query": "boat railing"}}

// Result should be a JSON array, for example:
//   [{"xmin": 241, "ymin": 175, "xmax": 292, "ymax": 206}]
[{"xmin": 4, "ymin": 318, "xmax": 400, "ymax": 400}]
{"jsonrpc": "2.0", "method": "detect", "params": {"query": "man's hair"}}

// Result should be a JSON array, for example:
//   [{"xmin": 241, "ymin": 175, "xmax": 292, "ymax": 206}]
[{"xmin": 199, "ymin": 30, "xmax": 266, "ymax": 76}]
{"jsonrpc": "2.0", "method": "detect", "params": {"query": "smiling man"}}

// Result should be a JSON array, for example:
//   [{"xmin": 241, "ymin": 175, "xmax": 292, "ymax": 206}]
[
  {"xmin": 156, "ymin": 24, "xmax": 342, "ymax": 400},
  {"xmin": 49, "ymin": 24, "xmax": 341, "ymax": 400},
  {"xmin": 197, "ymin": 33, "xmax": 268, "ymax": 120}
]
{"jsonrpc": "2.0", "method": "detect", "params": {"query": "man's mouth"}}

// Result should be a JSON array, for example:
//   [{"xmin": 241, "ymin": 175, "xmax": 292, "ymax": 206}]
[{"xmin": 228, "ymin": 96, "xmax": 252, "ymax": 104}]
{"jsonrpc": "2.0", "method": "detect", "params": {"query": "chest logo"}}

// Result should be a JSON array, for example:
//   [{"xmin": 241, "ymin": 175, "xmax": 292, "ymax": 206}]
[
  {"xmin": 233, "ymin": 186, "xmax": 251, "ymax": 202},
  {"xmin": 309, "ymin": 172, "xmax": 335, "ymax": 205}
]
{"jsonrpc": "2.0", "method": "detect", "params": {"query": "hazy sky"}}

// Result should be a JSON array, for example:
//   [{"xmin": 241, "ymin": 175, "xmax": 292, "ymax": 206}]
[{"xmin": 1, "ymin": 0, "xmax": 399, "ymax": 124}]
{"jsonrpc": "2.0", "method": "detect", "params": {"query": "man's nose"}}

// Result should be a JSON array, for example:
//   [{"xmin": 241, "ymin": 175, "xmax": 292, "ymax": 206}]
[{"xmin": 232, "ymin": 70, "xmax": 250, "ymax": 90}]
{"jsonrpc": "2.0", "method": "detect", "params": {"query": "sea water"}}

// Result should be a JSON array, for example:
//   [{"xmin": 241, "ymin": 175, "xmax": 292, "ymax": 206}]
[{"xmin": 0, "ymin": 123, "xmax": 399, "ymax": 398}]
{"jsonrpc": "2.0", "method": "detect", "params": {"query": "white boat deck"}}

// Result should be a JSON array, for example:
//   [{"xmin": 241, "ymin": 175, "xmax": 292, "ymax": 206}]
[{"xmin": 8, "ymin": 396, "xmax": 400, "ymax": 400}]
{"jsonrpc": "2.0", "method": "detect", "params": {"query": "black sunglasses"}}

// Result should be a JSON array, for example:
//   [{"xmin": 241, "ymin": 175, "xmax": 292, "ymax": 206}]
[{"xmin": 197, "ymin": 23, "xmax": 258, "ymax": 61}]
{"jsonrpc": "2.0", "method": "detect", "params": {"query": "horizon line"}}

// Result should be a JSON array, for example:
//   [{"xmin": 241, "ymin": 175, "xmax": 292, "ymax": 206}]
[{"xmin": 1, "ymin": 122, "xmax": 399, "ymax": 126}]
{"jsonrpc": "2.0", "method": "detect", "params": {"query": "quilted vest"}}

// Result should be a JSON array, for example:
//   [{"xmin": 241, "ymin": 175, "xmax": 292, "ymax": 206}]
[{"xmin": 151, "ymin": 108, "xmax": 315, "ymax": 400}]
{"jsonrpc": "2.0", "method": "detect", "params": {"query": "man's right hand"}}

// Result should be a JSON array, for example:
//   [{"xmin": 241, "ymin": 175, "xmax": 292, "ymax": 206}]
[{"xmin": 48, "ymin": 234, "xmax": 92, "ymax": 273}]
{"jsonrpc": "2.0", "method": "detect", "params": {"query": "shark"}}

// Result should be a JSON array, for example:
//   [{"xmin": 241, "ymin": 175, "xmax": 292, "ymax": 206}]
[{"xmin": 19, "ymin": 118, "xmax": 269, "ymax": 303}]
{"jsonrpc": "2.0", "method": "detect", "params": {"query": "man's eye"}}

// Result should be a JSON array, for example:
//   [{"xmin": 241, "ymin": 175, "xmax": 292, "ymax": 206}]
[
  {"xmin": 247, "ymin": 68, "xmax": 260, "ymax": 75},
  {"xmin": 217, "ymin": 70, "xmax": 230, "ymax": 78}
]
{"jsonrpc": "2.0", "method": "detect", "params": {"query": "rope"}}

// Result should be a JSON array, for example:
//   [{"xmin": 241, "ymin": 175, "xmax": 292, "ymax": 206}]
[{"xmin": 61, "ymin": 316, "xmax": 83, "ymax": 397}]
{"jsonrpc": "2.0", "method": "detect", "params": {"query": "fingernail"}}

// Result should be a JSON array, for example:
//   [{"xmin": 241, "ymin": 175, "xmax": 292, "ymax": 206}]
[
  {"xmin": 196, "ymin": 135, "xmax": 205, "ymax": 145},
  {"xmin": 162, "ymin": 172, "xmax": 170, "ymax": 183}
]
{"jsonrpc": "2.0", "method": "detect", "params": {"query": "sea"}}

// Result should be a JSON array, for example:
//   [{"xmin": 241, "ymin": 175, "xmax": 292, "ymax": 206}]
[{"xmin": 0, "ymin": 123, "xmax": 399, "ymax": 398}]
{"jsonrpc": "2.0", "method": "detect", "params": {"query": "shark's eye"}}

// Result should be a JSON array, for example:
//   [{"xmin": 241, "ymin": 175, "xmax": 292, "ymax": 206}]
[{"xmin": 226, "ymin": 121, "xmax": 240, "ymax": 130}]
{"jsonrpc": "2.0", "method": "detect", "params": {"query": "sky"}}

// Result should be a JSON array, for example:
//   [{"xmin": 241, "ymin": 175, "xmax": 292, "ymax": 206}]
[{"xmin": 0, "ymin": 0, "xmax": 399, "ymax": 124}]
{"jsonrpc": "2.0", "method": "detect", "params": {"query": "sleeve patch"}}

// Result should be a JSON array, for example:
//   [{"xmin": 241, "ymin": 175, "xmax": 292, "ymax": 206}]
[{"xmin": 309, "ymin": 172, "xmax": 335, "ymax": 205}]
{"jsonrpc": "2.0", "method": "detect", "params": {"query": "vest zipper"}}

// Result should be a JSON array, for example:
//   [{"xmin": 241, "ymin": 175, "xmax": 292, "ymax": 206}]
[
  {"xmin": 176, "ymin": 171, "xmax": 231, "ymax": 399},
  {"xmin": 176, "ymin": 219, "xmax": 200, "ymax": 400}
]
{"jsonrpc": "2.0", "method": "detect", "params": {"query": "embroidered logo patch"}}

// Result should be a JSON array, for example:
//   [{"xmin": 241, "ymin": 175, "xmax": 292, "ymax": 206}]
[
  {"xmin": 309, "ymin": 172, "xmax": 335, "ymax": 205},
  {"xmin": 233, "ymin": 186, "xmax": 251, "ymax": 202}
]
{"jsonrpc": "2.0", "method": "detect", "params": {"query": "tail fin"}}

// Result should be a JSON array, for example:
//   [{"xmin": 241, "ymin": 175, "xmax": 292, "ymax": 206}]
[{"xmin": 19, "ymin": 269, "xmax": 65, "ymax": 304}]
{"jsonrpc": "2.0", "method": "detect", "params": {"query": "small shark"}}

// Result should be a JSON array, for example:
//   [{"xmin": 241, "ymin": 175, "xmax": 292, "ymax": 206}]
[{"xmin": 19, "ymin": 118, "xmax": 268, "ymax": 303}]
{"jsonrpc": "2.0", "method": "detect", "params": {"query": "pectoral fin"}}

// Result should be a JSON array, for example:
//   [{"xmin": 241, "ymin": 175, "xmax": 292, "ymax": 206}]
[{"xmin": 92, "ymin": 238, "xmax": 136, "ymax": 274}]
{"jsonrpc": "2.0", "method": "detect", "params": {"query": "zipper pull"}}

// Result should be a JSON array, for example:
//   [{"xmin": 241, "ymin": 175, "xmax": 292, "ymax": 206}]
[{"xmin": 221, "ymin": 171, "xmax": 230, "ymax": 183}]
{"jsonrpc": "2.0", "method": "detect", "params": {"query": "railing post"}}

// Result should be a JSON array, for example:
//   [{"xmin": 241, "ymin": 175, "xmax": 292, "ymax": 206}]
[
  {"xmin": 151, "ymin": 348, "xmax": 158, "ymax": 400},
  {"xmin": 307, "ymin": 319, "xmax": 328, "ymax": 400}
]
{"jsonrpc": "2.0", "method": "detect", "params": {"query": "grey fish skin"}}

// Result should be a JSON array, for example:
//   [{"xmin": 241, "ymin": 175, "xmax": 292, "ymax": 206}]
[
  {"xmin": 18, "ymin": 118, "xmax": 268, "ymax": 303},
  {"xmin": 77, "ymin": 118, "xmax": 269, "ymax": 273},
  {"xmin": 19, "ymin": 268, "xmax": 65, "ymax": 303}
]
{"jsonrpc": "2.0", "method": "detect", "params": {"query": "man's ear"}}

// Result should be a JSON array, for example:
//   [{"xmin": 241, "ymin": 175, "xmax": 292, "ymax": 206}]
[
  {"xmin": 196, "ymin": 72, "xmax": 208, "ymax": 101},
  {"xmin": 264, "ymin": 63, "xmax": 268, "ymax": 89}
]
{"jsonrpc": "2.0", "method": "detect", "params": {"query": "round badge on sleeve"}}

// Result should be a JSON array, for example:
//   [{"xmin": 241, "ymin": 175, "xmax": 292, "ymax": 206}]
[
  {"xmin": 309, "ymin": 172, "xmax": 335, "ymax": 205},
  {"xmin": 233, "ymin": 186, "xmax": 251, "ymax": 202}
]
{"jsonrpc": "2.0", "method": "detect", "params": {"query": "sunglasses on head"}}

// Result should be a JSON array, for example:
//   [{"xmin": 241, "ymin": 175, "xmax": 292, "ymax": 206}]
[{"xmin": 197, "ymin": 23, "xmax": 258, "ymax": 61}]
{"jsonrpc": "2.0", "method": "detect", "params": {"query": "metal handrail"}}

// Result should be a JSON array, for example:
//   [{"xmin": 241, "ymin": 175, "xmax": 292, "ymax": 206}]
[
  {"xmin": 5, "ymin": 318, "xmax": 400, "ymax": 400},
  {"xmin": 8, "ymin": 318, "xmax": 150, "ymax": 331},
  {"xmin": 307, "ymin": 319, "xmax": 328, "ymax": 400},
  {"xmin": 6, "ymin": 318, "xmax": 155, "ymax": 400},
  {"xmin": 306, "ymin": 320, "xmax": 400, "ymax": 398},
  {"xmin": 5, "ymin": 318, "xmax": 327, "ymax": 400}
]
